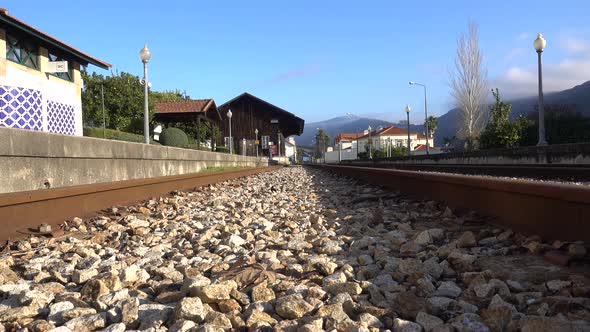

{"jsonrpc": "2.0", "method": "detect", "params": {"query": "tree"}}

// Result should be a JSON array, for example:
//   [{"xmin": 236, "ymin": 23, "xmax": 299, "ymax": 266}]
[
  {"xmin": 479, "ymin": 89, "xmax": 530, "ymax": 149},
  {"xmin": 81, "ymin": 70, "xmax": 191, "ymax": 134},
  {"xmin": 449, "ymin": 21, "xmax": 488, "ymax": 140},
  {"xmin": 520, "ymin": 104, "xmax": 590, "ymax": 146},
  {"xmin": 314, "ymin": 129, "xmax": 330, "ymax": 160},
  {"xmin": 426, "ymin": 116, "xmax": 438, "ymax": 139}
]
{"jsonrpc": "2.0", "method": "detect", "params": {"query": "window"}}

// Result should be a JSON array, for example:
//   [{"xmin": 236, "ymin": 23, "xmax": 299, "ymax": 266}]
[
  {"xmin": 6, "ymin": 32, "xmax": 39, "ymax": 69},
  {"xmin": 47, "ymin": 51, "xmax": 73, "ymax": 81}
]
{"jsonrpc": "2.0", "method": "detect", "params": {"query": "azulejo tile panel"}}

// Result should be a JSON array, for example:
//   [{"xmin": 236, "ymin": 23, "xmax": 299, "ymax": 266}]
[
  {"xmin": 0, "ymin": 85, "xmax": 43, "ymax": 131},
  {"xmin": 47, "ymin": 100, "xmax": 76, "ymax": 135}
]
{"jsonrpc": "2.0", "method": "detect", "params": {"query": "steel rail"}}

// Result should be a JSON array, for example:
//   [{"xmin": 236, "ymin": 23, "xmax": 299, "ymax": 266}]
[
  {"xmin": 341, "ymin": 161, "xmax": 590, "ymax": 181},
  {"xmin": 314, "ymin": 164, "xmax": 590, "ymax": 242},
  {"xmin": 0, "ymin": 166, "xmax": 282, "ymax": 241}
]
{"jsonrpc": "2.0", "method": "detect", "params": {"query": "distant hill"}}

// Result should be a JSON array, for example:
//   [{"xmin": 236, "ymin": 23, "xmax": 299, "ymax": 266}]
[
  {"xmin": 434, "ymin": 80, "xmax": 590, "ymax": 146},
  {"xmin": 298, "ymin": 115, "xmax": 426, "ymax": 147}
]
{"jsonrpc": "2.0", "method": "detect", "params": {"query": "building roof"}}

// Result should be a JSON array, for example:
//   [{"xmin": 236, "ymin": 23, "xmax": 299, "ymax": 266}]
[
  {"xmin": 334, "ymin": 133, "xmax": 363, "ymax": 143},
  {"xmin": 155, "ymin": 99, "xmax": 216, "ymax": 114},
  {"xmin": 218, "ymin": 92, "xmax": 305, "ymax": 136},
  {"xmin": 356, "ymin": 125, "xmax": 419, "ymax": 139},
  {"xmin": 0, "ymin": 8, "xmax": 111, "ymax": 69},
  {"xmin": 154, "ymin": 99, "xmax": 221, "ymax": 122}
]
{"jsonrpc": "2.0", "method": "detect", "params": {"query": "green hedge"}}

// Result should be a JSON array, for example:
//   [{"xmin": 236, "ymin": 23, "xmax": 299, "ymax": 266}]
[
  {"xmin": 215, "ymin": 146, "xmax": 230, "ymax": 154},
  {"xmin": 160, "ymin": 127, "xmax": 188, "ymax": 148},
  {"xmin": 83, "ymin": 127, "xmax": 160, "ymax": 144}
]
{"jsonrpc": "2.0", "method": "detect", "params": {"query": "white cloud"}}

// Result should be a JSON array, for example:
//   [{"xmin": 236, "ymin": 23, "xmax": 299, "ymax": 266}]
[
  {"xmin": 492, "ymin": 56, "xmax": 590, "ymax": 98},
  {"xmin": 560, "ymin": 37, "xmax": 590, "ymax": 54}
]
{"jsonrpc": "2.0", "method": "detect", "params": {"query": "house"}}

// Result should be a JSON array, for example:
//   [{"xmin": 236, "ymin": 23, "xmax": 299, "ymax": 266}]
[
  {"xmin": 284, "ymin": 136, "xmax": 298, "ymax": 162},
  {"xmin": 356, "ymin": 125, "xmax": 434, "ymax": 153},
  {"xmin": 0, "ymin": 8, "xmax": 110, "ymax": 136},
  {"xmin": 217, "ymin": 92, "xmax": 305, "ymax": 157}
]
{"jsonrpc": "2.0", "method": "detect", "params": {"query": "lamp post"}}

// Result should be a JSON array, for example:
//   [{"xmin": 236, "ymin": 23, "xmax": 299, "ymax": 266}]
[
  {"xmin": 409, "ymin": 81, "xmax": 429, "ymax": 154},
  {"xmin": 255, "ymin": 128, "xmax": 259, "ymax": 158},
  {"xmin": 227, "ymin": 109, "xmax": 233, "ymax": 154},
  {"xmin": 368, "ymin": 125, "xmax": 372, "ymax": 160},
  {"xmin": 139, "ymin": 44, "xmax": 151, "ymax": 144},
  {"xmin": 534, "ymin": 33, "xmax": 548, "ymax": 146},
  {"xmin": 405, "ymin": 104, "xmax": 411, "ymax": 157}
]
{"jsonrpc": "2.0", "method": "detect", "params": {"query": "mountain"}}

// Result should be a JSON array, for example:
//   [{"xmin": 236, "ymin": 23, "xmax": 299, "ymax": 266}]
[
  {"xmin": 434, "ymin": 80, "xmax": 590, "ymax": 146},
  {"xmin": 298, "ymin": 115, "xmax": 426, "ymax": 147}
]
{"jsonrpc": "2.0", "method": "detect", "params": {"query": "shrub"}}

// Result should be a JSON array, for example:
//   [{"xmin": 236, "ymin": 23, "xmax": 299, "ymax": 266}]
[
  {"xmin": 160, "ymin": 127, "xmax": 189, "ymax": 148},
  {"xmin": 83, "ymin": 127, "xmax": 159, "ymax": 144},
  {"xmin": 215, "ymin": 146, "xmax": 230, "ymax": 154}
]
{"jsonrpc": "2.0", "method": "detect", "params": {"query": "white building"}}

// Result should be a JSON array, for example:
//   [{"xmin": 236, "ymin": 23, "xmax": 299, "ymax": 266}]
[
  {"xmin": 356, "ymin": 126, "xmax": 434, "ymax": 153},
  {"xmin": 284, "ymin": 136, "xmax": 297, "ymax": 162},
  {"xmin": 0, "ymin": 8, "xmax": 110, "ymax": 136}
]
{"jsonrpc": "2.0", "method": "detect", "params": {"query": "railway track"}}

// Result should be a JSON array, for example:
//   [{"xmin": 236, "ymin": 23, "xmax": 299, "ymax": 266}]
[
  {"xmin": 340, "ymin": 161, "xmax": 590, "ymax": 182},
  {"xmin": 314, "ymin": 164, "xmax": 590, "ymax": 242},
  {"xmin": 0, "ymin": 166, "xmax": 282, "ymax": 241}
]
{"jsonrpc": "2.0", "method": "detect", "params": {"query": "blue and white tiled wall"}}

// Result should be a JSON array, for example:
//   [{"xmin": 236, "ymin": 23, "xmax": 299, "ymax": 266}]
[{"xmin": 0, "ymin": 84, "xmax": 77, "ymax": 135}]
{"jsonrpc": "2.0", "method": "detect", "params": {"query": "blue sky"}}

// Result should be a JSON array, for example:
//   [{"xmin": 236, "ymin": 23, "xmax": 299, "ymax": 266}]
[{"xmin": 4, "ymin": 1, "xmax": 590, "ymax": 123}]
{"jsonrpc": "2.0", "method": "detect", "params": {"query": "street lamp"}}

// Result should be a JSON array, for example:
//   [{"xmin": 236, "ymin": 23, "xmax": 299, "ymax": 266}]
[
  {"xmin": 255, "ymin": 128, "xmax": 259, "ymax": 158},
  {"xmin": 534, "ymin": 33, "xmax": 548, "ymax": 146},
  {"xmin": 139, "ymin": 44, "xmax": 151, "ymax": 144},
  {"xmin": 409, "ymin": 81, "xmax": 429, "ymax": 155},
  {"xmin": 368, "ymin": 125, "xmax": 372, "ymax": 160},
  {"xmin": 227, "ymin": 109, "xmax": 233, "ymax": 154},
  {"xmin": 405, "ymin": 104, "xmax": 411, "ymax": 157}
]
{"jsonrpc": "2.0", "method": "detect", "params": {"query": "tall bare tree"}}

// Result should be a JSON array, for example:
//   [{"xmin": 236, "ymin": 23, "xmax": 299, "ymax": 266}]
[{"xmin": 449, "ymin": 21, "xmax": 488, "ymax": 138}]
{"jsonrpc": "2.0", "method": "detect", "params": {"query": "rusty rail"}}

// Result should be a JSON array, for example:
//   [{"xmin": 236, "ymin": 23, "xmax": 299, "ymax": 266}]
[
  {"xmin": 0, "ymin": 166, "xmax": 282, "ymax": 241},
  {"xmin": 314, "ymin": 164, "xmax": 590, "ymax": 242}
]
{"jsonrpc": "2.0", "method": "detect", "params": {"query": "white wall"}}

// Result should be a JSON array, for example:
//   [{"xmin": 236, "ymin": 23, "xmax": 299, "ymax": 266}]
[{"xmin": 0, "ymin": 29, "xmax": 84, "ymax": 136}]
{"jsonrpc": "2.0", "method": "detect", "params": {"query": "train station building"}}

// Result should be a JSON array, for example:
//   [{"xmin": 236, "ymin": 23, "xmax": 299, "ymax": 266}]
[
  {"xmin": 0, "ymin": 8, "xmax": 110, "ymax": 136},
  {"xmin": 217, "ymin": 92, "xmax": 305, "ymax": 159}
]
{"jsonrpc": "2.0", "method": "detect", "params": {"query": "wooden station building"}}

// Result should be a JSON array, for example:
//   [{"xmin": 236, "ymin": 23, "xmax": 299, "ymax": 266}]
[{"xmin": 217, "ymin": 93, "xmax": 304, "ymax": 157}]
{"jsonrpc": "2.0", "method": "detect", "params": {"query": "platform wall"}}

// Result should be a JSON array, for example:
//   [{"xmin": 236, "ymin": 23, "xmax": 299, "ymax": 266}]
[{"xmin": 0, "ymin": 127, "xmax": 267, "ymax": 193}]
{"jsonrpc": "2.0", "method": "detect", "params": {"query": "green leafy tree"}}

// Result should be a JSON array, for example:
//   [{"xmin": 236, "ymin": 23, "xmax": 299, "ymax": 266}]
[
  {"xmin": 426, "ymin": 116, "xmax": 438, "ymax": 139},
  {"xmin": 314, "ymin": 129, "xmax": 330, "ymax": 159},
  {"xmin": 520, "ymin": 104, "xmax": 590, "ymax": 146},
  {"xmin": 82, "ymin": 70, "xmax": 193, "ymax": 135},
  {"xmin": 479, "ymin": 88, "xmax": 530, "ymax": 149},
  {"xmin": 81, "ymin": 70, "xmax": 145, "ymax": 132}
]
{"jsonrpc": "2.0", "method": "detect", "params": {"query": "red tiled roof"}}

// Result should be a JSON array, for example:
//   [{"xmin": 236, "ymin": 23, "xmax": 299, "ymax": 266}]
[
  {"xmin": 335, "ymin": 133, "xmax": 364, "ymax": 143},
  {"xmin": 417, "ymin": 133, "xmax": 427, "ymax": 139},
  {"xmin": 155, "ymin": 99, "xmax": 216, "ymax": 114},
  {"xmin": 357, "ymin": 126, "xmax": 419, "ymax": 139},
  {"xmin": 0, "ymin": 8, "xmax": 111, "ymax": 69}
]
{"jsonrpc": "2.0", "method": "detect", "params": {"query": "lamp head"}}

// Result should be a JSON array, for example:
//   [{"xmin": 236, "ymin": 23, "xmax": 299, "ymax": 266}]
[
  {"xmin": 534, "ymin": 33, "xmax": 547, "ymax": 52},
  {"xmin": 227, "ymin": 109, "xmax": 232, "ymax": 118},
  {"xmin": 405, "ymin": 104, "xmax": 411, "ymax": 113},
  {"xmin": 409, "ymin": 81, "xmax": 415, "ymax": 85},
  {"xmin": 139, "ymin": 44, "xmax": 151, "ymax": 63},
  {"xmin": 255, "ymin": 128, "xmax": 258, "ymax": 134}
]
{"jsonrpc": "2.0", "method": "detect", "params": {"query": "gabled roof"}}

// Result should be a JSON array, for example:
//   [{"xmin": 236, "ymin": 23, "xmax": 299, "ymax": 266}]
[
  {"xmin": 218, "ymin": 92, "xmax": 305, "ymax": 136},
  {"xmin": 154, "ymin": 99, "xmax": 221, "ymax": 122},
  {"xmin": 335, "ymin": 133, "xmax": 364, "ymax": 143},
  {"xmin": 155, "ymin": 99, "xmax": 216, "ymax": 114},
  {"xmin": 0, "ymin": 8, "xmax": 111, "ymax": 69},
  {"xmin": 356, "ymin": 125, "xmax": 419, "ymax": 139}
]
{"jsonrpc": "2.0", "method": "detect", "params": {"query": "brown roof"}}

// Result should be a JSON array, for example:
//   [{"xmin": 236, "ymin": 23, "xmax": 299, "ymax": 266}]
[
  {"xmin": 155, "ymin": 99, "xmax": 216, "ymax": 114},
  {"xmin": 417, "ymin": 133, "xmax": 427, "ymax": 139},
  {"xmin": 0, "ymin": 8, "xmax": 111, "ymax": 69},
  {"xmin": 357, "ymin": 126, "xmax": 419, "ymax": 139},
  {"xmin": 334, "ymin": 133, "xmax": 363, "ymax": 143}
]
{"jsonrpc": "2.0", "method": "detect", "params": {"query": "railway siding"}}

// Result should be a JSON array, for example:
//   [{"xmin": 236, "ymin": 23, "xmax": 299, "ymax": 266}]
[{"xmin": 0, "ymin": 167, "xmax": 588, "ymax": 331}]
